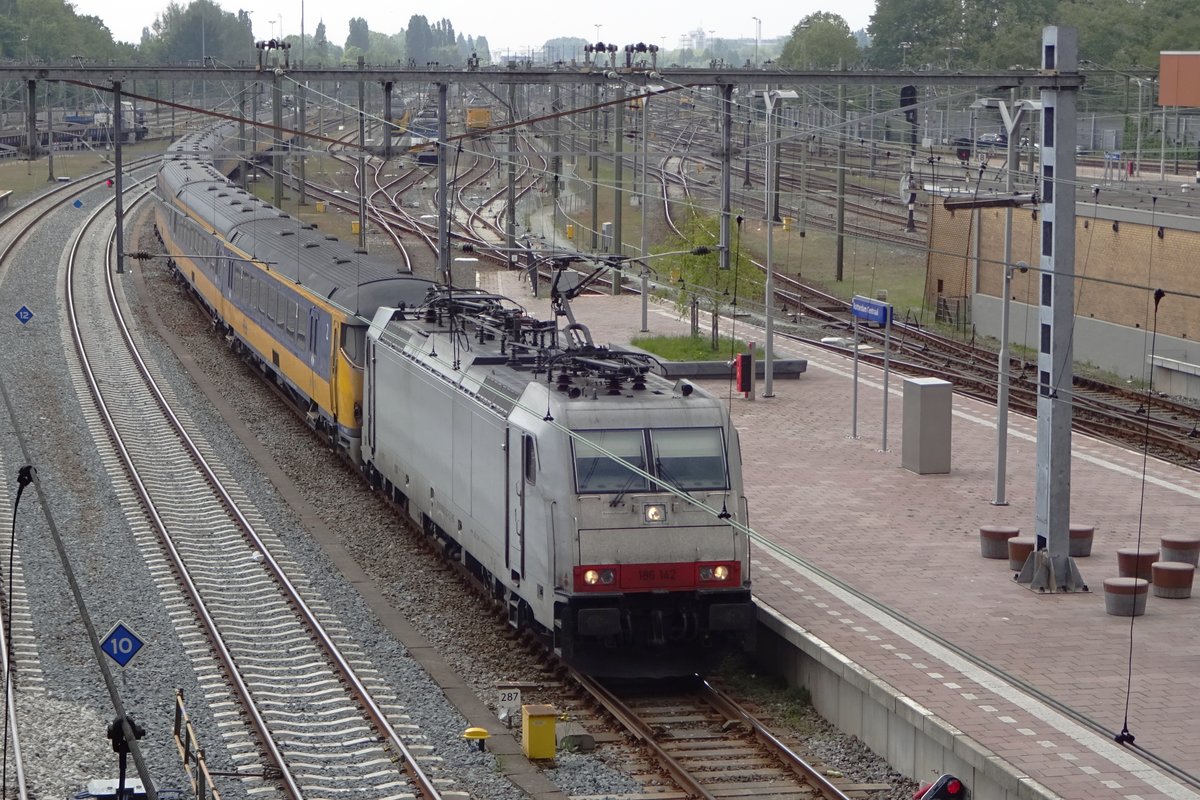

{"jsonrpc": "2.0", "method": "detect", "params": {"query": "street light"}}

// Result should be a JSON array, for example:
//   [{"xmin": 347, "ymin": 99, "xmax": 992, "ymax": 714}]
[
  {"xmin": 994, "ymin": 260, "xmax": 1028, "ymax": 505},
  {"xmin": 760, "ymin": 88, "xmax": 798, "ymax": 398},
  {"xmin": 752, "ymin": 17, "xmax": 761, "ymax": 68},
  {"xmin": 900, "ymin": 41, "xmax": 912, "ymax": 68},
  {"xmin": 594, "ymin": 24, "xmax": 602, "ymax": 42},
  {"xmin": 1131, "ymin": 77, "xmax": 1151, "ymax": 177}
]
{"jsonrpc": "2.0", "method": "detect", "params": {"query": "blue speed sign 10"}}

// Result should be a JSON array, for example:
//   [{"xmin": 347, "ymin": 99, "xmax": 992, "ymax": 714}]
[{"xmin": 101, "ymin": 622, "xmax": 145, "ymax": 667}]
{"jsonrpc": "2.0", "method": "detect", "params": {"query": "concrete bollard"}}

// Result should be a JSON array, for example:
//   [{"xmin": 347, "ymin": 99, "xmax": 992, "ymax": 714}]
[
  {"xmin": 980, "ymin": 526, "xmax": 1020, "ymax": 559},
  {"xmin": 1103, "ymin": 577, "xmax": 1149, "ymax": 616},
  {"xmin": 1160, "ymin": 534, "xmax": 1200, "ymax": 567},
  {"xmin": 1151, "ymin": 561, "xmax": 1195, "ymax": 599}
]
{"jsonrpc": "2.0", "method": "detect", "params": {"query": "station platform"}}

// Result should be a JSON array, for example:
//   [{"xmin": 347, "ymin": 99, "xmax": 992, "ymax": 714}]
[{"xmin": 478, "ymin": 267, "xmax": 1200, "ymax": 800}]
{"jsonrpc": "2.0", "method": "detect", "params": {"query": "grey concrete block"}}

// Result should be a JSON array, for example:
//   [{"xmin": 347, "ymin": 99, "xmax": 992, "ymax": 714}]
[
  {"xmin": 862, "ymin": 698, "xmax": 890, "ymax": 756},
  {"xmin": 556, "ymin": 722, "xmax": 595, "ymax": 752},
  {"xmin": 837, "ymin": 679, "xmax": 864, "ymax": 739}
]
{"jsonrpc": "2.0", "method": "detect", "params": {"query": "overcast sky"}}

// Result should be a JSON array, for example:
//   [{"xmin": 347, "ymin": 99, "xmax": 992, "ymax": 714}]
[{"xmin": 69, "ymin": 0, "xmax": 876, "ymax": 55}]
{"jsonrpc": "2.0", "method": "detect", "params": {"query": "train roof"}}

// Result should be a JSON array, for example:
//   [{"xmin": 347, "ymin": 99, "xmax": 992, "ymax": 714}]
[
  {"xmin": 162, "ymin": 129, "xmax": 433, "ymax": 318},
  {"xmin": 368, "ymin": 288, "xmax": 720, "ymax": 419}
]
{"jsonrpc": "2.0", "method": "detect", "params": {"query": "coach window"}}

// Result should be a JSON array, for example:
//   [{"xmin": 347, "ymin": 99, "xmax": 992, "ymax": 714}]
[
  {"xmin": 276, "ymin": 294, "xmax": 286, "ymax": 328},
  {"xmin": 573, "ymin": 429, "xmax": 648, "ymax": 493},
  {"xmin": 340, "ymin": 324, "xmax": 363, "ymax": 366},
  {"xmin": 266, "ymin": 288, "xmax": 276, "ymax": 322},
  {"xmin": 287, "ymin": 299, "xmax": 297, "ymax": 335},
  {"xmin": 650, "ymin": 428, "xmax": 728, "ymax": 490}
]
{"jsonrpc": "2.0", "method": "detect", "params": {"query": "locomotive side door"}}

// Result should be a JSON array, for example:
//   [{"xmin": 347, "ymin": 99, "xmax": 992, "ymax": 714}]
[{"xmin": 506, "ymin": 427, "xmax": 530, "ymax": 580}]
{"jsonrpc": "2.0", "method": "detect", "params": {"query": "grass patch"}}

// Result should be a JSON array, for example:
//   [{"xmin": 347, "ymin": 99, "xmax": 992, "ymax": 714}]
[
  {"xmin": 0, "ymin": 140, "xmax": 170, "ymax": 200},
  {"xmin": 631, "ymin": 334, "xmax": 745, "ymax": 361},
  {"xmin": 717, "ymin": 654, "xmax": 817, "ymax": 732}
]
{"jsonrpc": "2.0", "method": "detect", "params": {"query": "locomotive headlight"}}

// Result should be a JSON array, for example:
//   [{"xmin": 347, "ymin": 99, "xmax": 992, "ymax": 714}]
[
  {"xmin": 583, "ymin": 569, "xmax": 616, "ymax": 586},
  {"xmin": 643, "ymin": 503, "xmax": 667, "ymax": 524},
  {"xmin": 700, "ymin": 564, "xmax": 731, "ymax": 582}
]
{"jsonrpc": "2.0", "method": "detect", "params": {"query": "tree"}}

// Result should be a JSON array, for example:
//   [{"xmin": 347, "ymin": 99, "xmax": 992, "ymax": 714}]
[
  {"xmin": 657, "ymin": 209, "xmax": 764, "ymax": 329},
  {"xmin": 865, "ymin": 0, "xmax": 959, "ymax": 68},
  {"xmin": 346, "ymin": 17, "xmax": 369, "ymax": 52},
  {"xmin": 405, "ymin": 15, "xmax": 434, "ymax": 65},
  {"xmin": 138, "ymin": 0, "xmax": 252, "ymax": 63},
  {"xmin": 779, "ymin": 13, "xmax": 859, "ymax": 69},
  {"xmin": 314, "ymin": 19, "xmax": 327, "ymax": 60}
]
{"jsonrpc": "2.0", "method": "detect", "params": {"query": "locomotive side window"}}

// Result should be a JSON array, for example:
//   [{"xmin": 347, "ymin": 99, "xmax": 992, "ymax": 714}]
[
  {"xmin": 650, "ymin": 428, "xmax": 728, "ymax": 490},
  {"xmin": 573, "ymin": 430, "xmax": 648, "ymax": 493},
  {"xmin": 523, "ymin": 434, "xmax": 537, "ymax": 484}
]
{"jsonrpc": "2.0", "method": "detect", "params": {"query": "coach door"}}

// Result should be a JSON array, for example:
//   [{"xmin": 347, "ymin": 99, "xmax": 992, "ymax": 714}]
[{"xmin": 506, "ymin": 427, "xmax": 531, "ymax": 580}]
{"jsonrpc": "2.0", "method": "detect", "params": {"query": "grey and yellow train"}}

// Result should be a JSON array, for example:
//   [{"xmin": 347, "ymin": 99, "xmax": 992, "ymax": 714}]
[{"xmin": 154, "ymin": 126, "xmax": 755, "ymax": 676}]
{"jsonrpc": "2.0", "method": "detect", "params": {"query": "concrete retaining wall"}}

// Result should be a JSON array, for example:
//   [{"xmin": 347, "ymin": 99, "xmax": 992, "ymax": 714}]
[{"xmin": 756, "ymin": 602, "xmax": 1063, "ymax": 800}]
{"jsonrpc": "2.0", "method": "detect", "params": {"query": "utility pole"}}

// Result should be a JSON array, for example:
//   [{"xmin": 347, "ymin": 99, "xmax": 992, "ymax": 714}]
[
  {"xmin": 507, "ymin": 82, "xmax": 518, "ymax": 257},
  {"xmin": 835, "ymin": 75, "xmax": 847, "ymax": 281},
  {"xmin": 382, "ymin": 81, "xmax": 393, "ymax": 159},
  {"xmin": 437, "ymin": 82, "xmax": 450, "ymax": 281},
  {"xmin": 113, "ymin": 80, "xmax": 126, "ymax": 275},
  {"xmin": 719, "ymin": 83, "xmax": 732, "ymax": 271},
  {"xmin": 272, "ymin": 70, "xmax": 284, "ymax": 208},
  {"xmin": 297, "ymin": 82, "xmax": 307, "ymax": 205},
  {"xmin": 356, "ymin": 57, "xmax": 366, "ymax": 250},
  {"xmin": 238, "ymin": 77, "xmax": 247, "ymax": 190},
  {"xmin": 590, "ymin": 83, "xmax": 599, "ymax": 251},
  {"xmin": 612, "ymin": 94, "xmax": 625, "ymax": 295},
  {"xmin": 46, "ymin": 81, "xmax": 54, "ymax": 181},
  {"xmin": 552, "ymin": 82, "xmax": 562, "ymax": 246}
]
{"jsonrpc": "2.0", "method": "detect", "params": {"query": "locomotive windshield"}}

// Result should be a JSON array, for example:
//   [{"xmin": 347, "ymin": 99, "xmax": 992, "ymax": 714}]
[
  {"xmin": 651, "ymin": 428, "xmax": 728, "ymax": 490},
  {"xmin": 573, "ymin": 430, "xmax": 649, "ymax": 493},
  {"xmin": 572, "ymin": 428, "xmax": 728, "ymax": 493}
]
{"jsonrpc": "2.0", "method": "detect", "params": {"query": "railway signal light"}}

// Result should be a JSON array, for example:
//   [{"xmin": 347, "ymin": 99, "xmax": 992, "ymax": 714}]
[
  {"xmin": 900, "ymin": 85, "xmax": 918, "ymax": 124},
  {"xmin": 914, "ymin": 774, "xmax": 966, "ymax": 799}
]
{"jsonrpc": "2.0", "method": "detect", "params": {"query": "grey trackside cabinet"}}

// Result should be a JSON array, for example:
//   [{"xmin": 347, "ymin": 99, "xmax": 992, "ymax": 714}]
[{"xmin": 902, "ymin": 377, "xmax": 952, "ymax": 474}]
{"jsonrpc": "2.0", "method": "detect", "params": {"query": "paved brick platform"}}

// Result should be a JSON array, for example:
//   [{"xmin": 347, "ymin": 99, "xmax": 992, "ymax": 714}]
[{"xmin": 481, "ymin": 269, "xmax": 1200, "ymax": 800}]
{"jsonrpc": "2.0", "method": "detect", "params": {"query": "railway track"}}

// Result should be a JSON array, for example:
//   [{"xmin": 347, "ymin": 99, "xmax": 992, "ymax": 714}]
[
  {"xmin": 63, "ymin": 180, "xmax": 456, "ymax": 800},
  {"xmin": 573, "ymin": 673, "xmax": 859, "ymax": 800}
]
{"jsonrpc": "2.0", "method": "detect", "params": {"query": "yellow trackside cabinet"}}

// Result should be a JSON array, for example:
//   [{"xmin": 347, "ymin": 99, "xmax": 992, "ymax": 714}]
[{"xmin": 521, "ymin": 704, "xmax": 556, "ymax": 759}]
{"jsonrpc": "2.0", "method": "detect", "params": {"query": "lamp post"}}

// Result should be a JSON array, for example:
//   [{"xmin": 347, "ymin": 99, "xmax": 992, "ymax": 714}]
[
  {"xmin": 900, "ymin": 41, "xmax": 912, "ymax": 68},
  {"xmin": 760, "ymin": 89, "xmax": 797, "ymax": 398},
  {"xmin": 752, "ymin": 17, "xmax": 761, "ymax": 68},
  {"xmin": 1132, "ymin": 77, "xmax": 1147, "ymax": 177},
  {"xmin": 594, "ymin": 24, "xmax": 602, "ymax": 42},
  {"xmin": 994, "ymin": 261, "xmax": 1028, "ymax": 505}
]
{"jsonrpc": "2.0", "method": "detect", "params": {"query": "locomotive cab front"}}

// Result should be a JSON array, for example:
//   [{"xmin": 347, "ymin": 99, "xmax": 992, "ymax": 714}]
[{"xmin": 547, "ymin": 393, "xmax": 755, "ymax": 676}]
